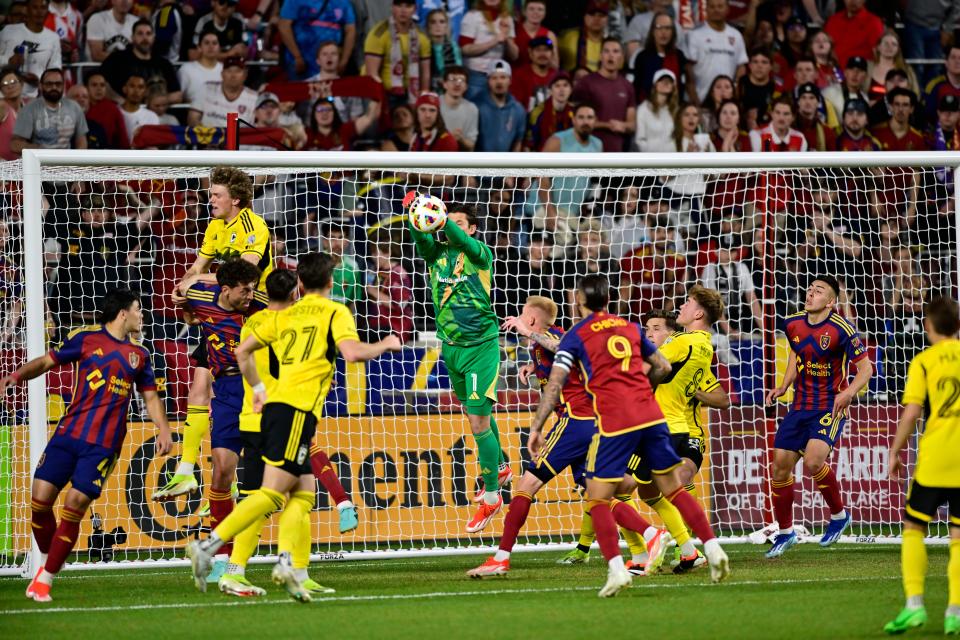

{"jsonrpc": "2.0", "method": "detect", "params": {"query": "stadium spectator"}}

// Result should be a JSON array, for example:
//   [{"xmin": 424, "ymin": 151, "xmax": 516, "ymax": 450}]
[
  {"xmin": 410, "ymin": 91, "xmax": 457, "ymax": 151},
  {"xmin": 807, "ymin": 29, "xmax": 841, "ymax": 90},
  {"xmin": 277, "ymin": 0, "xmax": 355, "ymax": 80},
  {"xmin": 866, "ymin": 30, "xmax": 920, "ymax": 104},
  {"xmin": 0, "ymin": 0, "xmax": 60, "ymax": 99},
  {"xmin": 823, "ymin": 55, "xmax": 869, "ymax": 119},
  {"xmin": 440, "ymin": 65, "xmax": 478, "ymax": 151},
  {"xmin": 191, "ymin": 0, "xmax": 246, "ymax": 62},
  {"xmin": 322, "ymin": 222, "xmax": 363, "ymax": 309},
  {"xmin": 418, "ymin": 0, "xmax": 467, "ymax": 43},
  {"xmin": 775, "ymin": 15, "xmax": 808, "ymax": 87},
  {"xmin": 684, "ymin": 0, "xmax": 748, "ymax": 104},
  {"xmin": 923, "ymin": 45, "xmax": 960, "ymax": 126},
  {"xmin": 0, "ymin": 219, "xmax": 24, "ymax": 343},
  {"xmin": 147, "ymin": 89, "xmax": 178, "ymax": 126},
  {"xmin": 871, "ymin": 88, "xmax": 928, "ymax": 151},
  {"xmin": 558, "ymin": 0, "xmax": 608, "ymax": 73},
  {"xmin": 303, "ymin": 41, "xmax": 369, "ymax": 129},
  {"xmin": 426, "ymin": 9, "xmax": 462, "ymax": 92},
  {"xmin": 737, "ymin": 47, "xmax": 778, "ymax": 127},
  {"xmin": 524, "ymin": 69, "xmax": 572, "ymax": 151},
  {"xmin": 85, "ymin": 0, "xmax": 137, "ymax": 62},
  {"xmin": 903, "ymin": 0, "xmax": 954, "ymax": 86},
  {"xmin": 795, "ymin": 82, "xmax": 837, "ymax": 151},
  {"xmin": 634, "ymin": 67, "xmax": 677, "ymax": 152},
  {"xmin": 0, "ymin": 66, "xmax": 23, "ymax": 113},
  {"xmin": 700, "ymin": 231, "xmax": 761, "ymax": 339},
  {"xmin": 151, "ymin": 0, "xmax": 187, "ymax": 63},
  {"xmin": 750, "ymin": 96, "xmax": 807, "ymax": 151},
  {"xmin": 459, "ymin": 0, "xmax": 518, "ymax": 101},
  {"xmin": 102, "ymin": 19, "xmax": 182, "ymax": 103},
  {"xmin": 304, "ymin": 94, "xmax": 379, "ymax": 151},
  {"xmin": 747, "ymin": 227, "xmax": 801, "ymax": 321},
  {"xmin": 572, "ymin": 37, "xmax": 635, "ymax": 152},
  {"xmin": 84, "ymin": 70, "xmax": 128, "ymax": 149},
  {"xmin": 885, "ymin": 263, "xmax": 928, "ymax": 396},
  {"xmin": 364, "ymin": 0, "xmax": 431, "ymax": 108},
  {"xmin": 513, "ymin": 0, "xmax": 557, "ymax": 69},
  {"xmin": 0, "ymin": 69, "xmax": 20, "ymax": 160},
  {"xmin": 64, "ymin": 82, "xmax": 101, "ymax": 146},
  {"xmin": 927, "ymin": 93, "xmax": 960, "ymax": 151},
  {"xmin": 512, "ymin": 231, "xmax": 565, "ymax": 314},
  {"xmin": 536, "ymin": 102, "xmax": 602, "ymax": 229},
  {"xmin": 510, "ymin": 34, "xmax": 553, "ymax": 112},
  {"xmin": 380, "ymin": 102, "xmax": 415, "ymax": 151},
  {"xmin": 363, "ymin": 240, "xmax": 413, "ymax": 343},
  {"xmin": 868, "ymin": 67, "xmax": 910, "ymax": 127},
  {"xmin": 711, "ymin": 99, "xmax": 751, "ymax": 151},
  {"xmin": 700, "ymin": 74, "xmax": 735, "ymax": 131},
  {"xmin": 822, "ymin": 0, "xmax": 884, "ymax": 69},
  {"xmin": 630, "ymin": 11, "xmax": 687, "ymax": 105},
  {"xmin": 475, "ymin": 58, "xmax": 525, "ymax": 152},
  {"xmin": 606, "ymin": 184, "xmax": 660, "ymax": 259},
  {"xmin": 623, "ymin": 0, "xmax": 671, "ymax": 58},
  {"xmin": 187, "ymin": 57, "xmax": 256, "ymax": 127},
  {"xmin": 178, "ymin": 32, "xmax": 223, "ymax": 104},
  {"xmin": 118, "ymin": 72, "xmax": 159, "ymax": 145},
  {"xmin": 619, "ymin": 211, "xmax": 687, "ymax": 319},
  {"xmin": 4, "ymin": 1, "xmax": 26, "ymax": 26},
  {"xmin": 663, "ymin": 103, "xmax": 715, "ymax": 202},
  {"xmin": 10, "ymin": 68, "xmax": 86, "ymax": 155},
  {"xmin": 562, "ymin": 219, "xmax": 620, "ymax": 322},
  {"xmin": 835, "ymin": 98, "xmax": 879, "ymax": 151}
]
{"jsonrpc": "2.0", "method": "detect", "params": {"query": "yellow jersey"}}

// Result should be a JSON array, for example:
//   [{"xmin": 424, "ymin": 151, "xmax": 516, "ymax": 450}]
[
  {"xmin": 689, "ymin": 368, "xmax": 722, "ymax": 441},
  {"xmin": 656, "ymin": 330, "xmax": 715, "ymax": 436},
  {"xmin": 902, "ymin": 338, "xmax": 960, "ymax": 487},
  {"xmin": 558, "ymin": 29, "xmax": 601, "ymax": 72},
  {"xmin": 199, "ymin": 207, "xmax": 274, "ymax": 288},
  {"xmin": 239, "ymin": 308, "xmax": 279, "ymax": 433},
  {"xmin": 250, "ymin": 293, "xmax": 360, "ymax": 417},
  {"xmin": 363, "ymin": 21, "xmax": 431, "ymax": 92}
]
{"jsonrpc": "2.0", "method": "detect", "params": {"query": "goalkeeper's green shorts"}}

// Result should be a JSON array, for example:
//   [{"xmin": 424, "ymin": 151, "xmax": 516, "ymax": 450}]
[{"xmin": 442, "ymin": 338, "xmax": 500, "ymax": 417}]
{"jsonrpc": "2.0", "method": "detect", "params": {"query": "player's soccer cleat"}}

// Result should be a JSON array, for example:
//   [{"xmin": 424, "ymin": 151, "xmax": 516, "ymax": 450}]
[
  {"xmin": 819, "ymin": 513, "xmax": 852, "ymax": 547},
  {"xmin": 338, "ymin": 505, "xmax": 359, "ymax": 534},
  {"xmin": 218, "ymin": 573, "xmax": 266, "ymax": 597},
  {"xmin": 466, "ymin": 556, "xmax": 510, "ymax": 578},
  {"xmin": 672, "ymin": 549, "xmax": 707, "ymax": 574},
  {"xmin": 197, "ymin": 501, "xmax": 210, "ymax": 518},
  {"xmin": 302, "ymin": 578, "xmax": 336, "ymax": 595},
  {"xmin": 598, "ymin": 564, "xmax": 632, "ymax": 598},
  {"xmin": 625, "ymin": 560, "xmax": 647, "ymax": 577},
  {"xmin": 466, "ymin": 496, "xmax": 503, "ymax": 533},
  {"xmin": 206, "ymin": 555, "xmax": 228, "ymax": 584},
  {"xmin": 644, "ymin": 529, "xmax": 671, "ymax": 574},
  {"xmin": 152, "ymin": 473, "xmax": 198, "ymax": 501},
  {"xmin": 557, "ymin": 548, "xmax": 590, "ymax": 565},
  {"xmin": 765, "ymin": 532, "xmax": 798, "ymax": 559},
  {"xmin": 883, "ymin": 607, "xmax": 927, "ymax": 634},
  {"xmin": 471, "ymin": 466, "xmax": 515, "ymax": 503},
  {"xmin": 945, "ymin": 614, "xmax": 960, "ymax": 635},
  {"xmin": 272, "ymin": 553, "xmax": 311, "ymax": 603},
  {"xmin": 185, "ymin": 540, "xmax": 213, "ymax": 593},
  {"xmin": 25, "ymin": 568, "xmax": 51, "ymax": 602},
  {"xmin": 705, "ymin": 546, "xmax": 730, "ymax": 584}
]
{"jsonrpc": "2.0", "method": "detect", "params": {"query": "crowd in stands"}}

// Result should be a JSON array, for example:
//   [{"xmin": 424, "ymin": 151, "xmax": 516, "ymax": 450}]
[{"xmin": 0, "ymin": 0, "xmax": 958, "ymax": 403}]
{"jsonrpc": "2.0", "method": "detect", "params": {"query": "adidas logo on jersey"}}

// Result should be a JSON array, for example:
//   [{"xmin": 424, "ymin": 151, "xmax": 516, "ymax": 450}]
[{"xmin": 469, "ymin": 392, "xmax": 480, "ymax": 400}]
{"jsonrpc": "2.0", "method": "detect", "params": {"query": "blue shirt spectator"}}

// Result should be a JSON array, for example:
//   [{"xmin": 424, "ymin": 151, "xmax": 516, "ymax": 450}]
[
  {"xmin": 476, "ymin": 59, "xmax": 526, "ymax": 151},
  {"xmin": 278, "ymin": 0, "xmax": 357, "ymax": 80}
]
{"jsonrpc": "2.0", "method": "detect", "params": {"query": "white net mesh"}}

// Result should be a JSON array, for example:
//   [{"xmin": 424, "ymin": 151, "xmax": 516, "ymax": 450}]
[{"xmin": 0, "ymin": 156, "xmax": 957, "ymax": 572}]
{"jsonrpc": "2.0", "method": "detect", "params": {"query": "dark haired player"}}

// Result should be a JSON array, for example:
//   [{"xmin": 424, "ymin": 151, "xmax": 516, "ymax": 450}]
[
  {"xmin": 765, "ymin": 275, "xmax": 873, "ymax": 558},
  {"xmin": 0, "ymin": 289, "xmax": 172, "ymax": 602}
]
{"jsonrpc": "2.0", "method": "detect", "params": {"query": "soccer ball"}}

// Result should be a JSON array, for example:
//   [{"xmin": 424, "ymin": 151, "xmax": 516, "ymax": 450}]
[{"xmin": 408, "ymin": 194, "xmax": 447, "ymax": 233}]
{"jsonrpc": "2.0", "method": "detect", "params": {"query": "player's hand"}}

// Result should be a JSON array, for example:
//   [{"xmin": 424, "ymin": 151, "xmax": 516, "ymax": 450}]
[
  {"xmin": 252, "ymin": 389, "xmax": 267, "ymax": 413},
  {"xmin": 501, "ymin": 315, "xmax": 532, "ymax": 337},
  {"xmin": 381, "ymin": 334, "xmax": 404, "ymax": 352},
  {"xmin": 527, "ymin": 429, "xmax": 544, "ymax": 460},
  {"xmin": 832, "ymin": 390, "xmax": 853, "ymax": 417},
  {"xmin": 518, "ymin": 362, "xmax": 535, "ymax": 386},
  {"xmin": 888, "ymin": 449, "xmax": 905, "ymax": 481},
  {"xmin": 402, "ymin": 190, "xmax": 420, "ymax": 211},
  {"xmin": 765, "ymin": 386, "xmax": 786, "ymax": 406},
  {"xmin": 155, "ymin": 428, "xmax": 173, "ymax": 457},
  {"xmin": 0, "ymin": 375, "xmax": 14, "ymax": 395}
]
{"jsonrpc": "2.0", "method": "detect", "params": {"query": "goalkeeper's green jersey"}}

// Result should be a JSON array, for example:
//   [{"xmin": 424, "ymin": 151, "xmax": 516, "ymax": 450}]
[{"xmin": 409, "ymin": 218, "xmax": 499, "ymax": 347}]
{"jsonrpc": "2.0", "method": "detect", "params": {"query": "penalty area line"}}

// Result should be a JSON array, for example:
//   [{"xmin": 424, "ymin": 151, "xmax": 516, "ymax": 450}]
[{"xmin": 0, "ymin": 575, "xmax": 899, "ymax": 616}]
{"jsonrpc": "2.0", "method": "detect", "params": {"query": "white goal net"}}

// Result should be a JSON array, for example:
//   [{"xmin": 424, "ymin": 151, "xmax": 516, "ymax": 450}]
[{"xmin": 1, "ymin": 151, "xmax": 957, "ymax": 575}]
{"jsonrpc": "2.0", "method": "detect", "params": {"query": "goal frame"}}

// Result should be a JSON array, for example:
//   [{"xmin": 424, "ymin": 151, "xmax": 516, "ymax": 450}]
[{"xmin": 13, "ymin": 149, "xmax": 960, "ymax": 577}]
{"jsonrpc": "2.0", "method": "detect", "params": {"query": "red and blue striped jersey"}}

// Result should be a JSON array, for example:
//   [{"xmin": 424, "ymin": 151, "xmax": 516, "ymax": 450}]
[
  {"xmin": 531, "ymin": 325, "xmax": 593, "ymax": 420},
  {"xmin": 48, "ymin": 325, "xmax": 156, "ymax": 452},
  {"xmin": 554, "ymin": 311, "xmax": 664, "ymax": 435},
  {"xmin": 783, "ymin": 311, "xmax": 868, "ymax": 411},
  {"xmin": 184, "ymin": 282, "xmax": 267, "ymax": 378}
]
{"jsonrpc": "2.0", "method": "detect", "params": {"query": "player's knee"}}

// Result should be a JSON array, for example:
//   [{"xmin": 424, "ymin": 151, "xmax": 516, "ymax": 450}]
[
  {"xmin": 802, "ymin": 456, "xmax": 827, "ymax": 477},
  {"xmin": 63, "ymin": 489, "xmax": 92, "ymax": 513},
  {"xmin": 517, "ymin": 472, "xmax": 544, "ymax": 495},
  {"xmin": 467, "ymin": 414, "xmax": 491, "ymax": 434}
]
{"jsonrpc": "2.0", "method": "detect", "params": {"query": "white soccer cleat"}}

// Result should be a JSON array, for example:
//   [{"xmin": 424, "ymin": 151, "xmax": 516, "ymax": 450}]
[
  {"xmin": 643, "ymin": 529, "xmax": 671, "ymax": 574},
  {"xmin": 598, "ymin": 564, "xmax": 633, "ymax": 598},
  {"xmin": 705, "ymin": 545, "xmax": 730, "ymax": 584},
  {"xmin": 185, "ymin": 540, "xmax": 214, "ymax": 593},
  {"xmin": 219, "ymin": 573, "xmax": 266, "ymax": 597},
  {"xmin": 272, "ymin": 552, "xmax": 312, "ymax": 603}
]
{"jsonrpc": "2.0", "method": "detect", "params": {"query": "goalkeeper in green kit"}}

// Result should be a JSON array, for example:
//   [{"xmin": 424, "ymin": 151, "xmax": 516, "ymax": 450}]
[{"xmin": 404, "ymin": 191, "xmax": 511, "ymax": 533}]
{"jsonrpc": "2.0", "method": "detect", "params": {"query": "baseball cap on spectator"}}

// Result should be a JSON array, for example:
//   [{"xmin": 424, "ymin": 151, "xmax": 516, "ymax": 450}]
[
  {"xmin": 549, "ymin": 70, "xmax": 572, "ymax": 86},
  {"xmin": 256, "ymin": 92, "xmax": 279, "ymax": 109},
  {"xmin": 843, "ymin": 98, "xmax": 868, "ymax": 114},
  {"xmin": 785, "ymin": 16, "xmax": 805, "ymax": 30},
  {"xmin": 490, "ymin": 59, "xmax": 512, "ymax": 77},
  {"xmin": 223, "ymin": 57, "xmax": 245, "ymax": 70},
  {"xmin": 529, "ymin": 36, "xmax": 553, "ymax": 49},
  {"xmin": 939, "ymin": 94, "xmax": 959, "ymax": 112},
  {"xmin": 652, "ymin": 68, "xmax": 676, "ymax": 84},
  {"xmin": 393, "ymin": 0, "xmax": 415, "ymax": 5},
  {"xmin": 845, "ymin": 56, "xmax": 868, "ymax": 71},
  {"xmin": 585, "ymin": 0, "xmax": 610, "ymax": 15},
  {"xmin": 415, "ymin": 92, "xmax": 441, "ymax": 109},
  {"xmin": 796, "ymin": 82, "xmax": 820, "ymax": 99}
]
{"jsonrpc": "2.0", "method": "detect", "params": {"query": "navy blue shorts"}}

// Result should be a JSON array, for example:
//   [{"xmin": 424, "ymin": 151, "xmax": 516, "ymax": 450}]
[
  {"xmin": 527, "ymin": 415, "xmax": 595, "ymax": 483},
  {"xmin": 211, "ymin": 376, "xmax": 243, "ymax": 454},
  {"xmin": 34, "ymin": 433, "xmax": 119, "ymax": 499},
  {"xmin": 587, "ymin": 422, "xmax": 681, "ymax": 482},
  {"xmin": 774, "ymin": 408, "xmax": 846, "ymax": 453}
]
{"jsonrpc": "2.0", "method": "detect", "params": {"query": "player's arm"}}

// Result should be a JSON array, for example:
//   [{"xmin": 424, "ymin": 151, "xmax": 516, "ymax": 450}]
[
  {"xmin": 142, "ymin": 389, "xmax": 173, "ymax": 456},
  {"xmin": 832, "ymin": 356, "xmax": 873, "ymax": 415},
  {"xmin": 889, "ymin": 402, "xmax": 922, "ymax": 481},
  {"xmin": 645, "ymin": 349, "xmax": 670, "ymax": 387},
  {"xmin": 338, "ymin": 335, "xmax": 403, "ymax": 362},
  {"xmin": 529, "ymin": 363, "xmax": 569, "ymax": 458},
  {"xmin": 443, "ymin": 213, "xmax": 490, "ymax": 266},
  {"xmin": 695, "ymin": 385, "xmax": 731, "ymax": 409},
  {"xmin": 0, "ymin": 354, "xmax": 57, "ymax": 394},
  {"xmin": 501, "ymin": 315, "xmax": 560, "ymax": 353},
  {"xmin": 237, "ymin": 333, "xmax": 269, "ymax": 411},
  {"xmin": 403, "ymin": 191, "xmax": 441, "ymax": 262},
  {"xmin": 766, "ymin": 348, "xmax": 798, "ymax": 405}
]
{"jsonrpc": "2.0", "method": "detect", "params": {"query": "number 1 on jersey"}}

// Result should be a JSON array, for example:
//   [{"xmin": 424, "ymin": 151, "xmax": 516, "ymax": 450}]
[{"xmin": 607, "ymin": 335, "xmax": 633, "ymax": 372}]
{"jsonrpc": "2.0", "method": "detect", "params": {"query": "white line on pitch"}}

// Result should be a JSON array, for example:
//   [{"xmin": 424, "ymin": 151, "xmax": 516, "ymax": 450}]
[{"xmin": 0, "ymin": 575, "xmax": 900, "ymax": 616}]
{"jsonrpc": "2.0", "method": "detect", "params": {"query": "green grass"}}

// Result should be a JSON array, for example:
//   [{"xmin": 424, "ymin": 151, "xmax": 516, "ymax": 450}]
[{"xmin": 0, "ymin": 544, "xmax": 953, "ymax": 639}]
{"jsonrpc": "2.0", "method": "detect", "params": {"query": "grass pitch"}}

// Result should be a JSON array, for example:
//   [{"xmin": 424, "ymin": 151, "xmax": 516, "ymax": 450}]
[{"xmin": 0, "ymin": 544, "xmax": 952, "ymax": 639}]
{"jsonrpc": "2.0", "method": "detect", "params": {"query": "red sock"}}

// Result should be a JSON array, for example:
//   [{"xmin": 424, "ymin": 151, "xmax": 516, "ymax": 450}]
[
  {"xmin": 589, "ymin": 501, "xmax": 621, "ymax": 562},
  {"xmin": 310, "ymin": 445, "xmax": 349, "ymax": 505},
  {"xmin": 209, "ymin": 489, "xmax": 234, "ymax": 555},
  {"xmin": 44, "ymin": 506, "xmax": 84, "ymax": 574},
  {"xmin": 499, "ymin": 492, "xmax": 532, "ymax": 553},
  {"xmin": 667, "ymin": 488, "xmax": 716, "ymax": 543},
  {"xmin": 611, "ymin": 500, "xmax": 653, "ymax": 534},
  {"xmin": 771, "ymin": 476, "xmax": 795, "ymax": 530},
  {"xmin": 812, "ymin": 464, "xmax": 844, "ymax": 514},
  {"xmin": 30, "ymin": 497, "xmax": 57, "ymax": 554}
]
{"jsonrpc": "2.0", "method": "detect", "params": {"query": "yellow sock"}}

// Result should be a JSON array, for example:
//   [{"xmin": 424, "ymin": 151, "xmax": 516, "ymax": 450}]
[
  {"xmin": 902, "ymin": 528, "xmax": 927, "ymax": 601},
  {"xmin": 614, "ymin": 495, "xmax": 647, "ymax": 556},
  {"xmin": 577, "ymin": 506, "xmax": 596, "ymax": 548},
  {"xmin": 645, "ymin": 493, "xmax": 691, "ymax": 548},
  {"xmin": 685, "ymin": 483, "xmax": 698, "ymax": 499},
  {"xmin": 949, "ymin": 539, "xmax": 960, "ymax": 607},
  {"xmin": 293, "ymin": 507, "xmax": 313, "ymax": 570},
  {"xmin": 214, "ymin": 488, "xmax": 284, "ymax": 543},
  {"xmin": 278, "ymin": 490, "xmax": 315, "ymax": 555},
  {"xmin": 182, "ymin": 405, "xmax": 209, "ymax": 466},
  {"xmin": 230, "ymin": 514, "xmax": 268, "ymax": 568}
]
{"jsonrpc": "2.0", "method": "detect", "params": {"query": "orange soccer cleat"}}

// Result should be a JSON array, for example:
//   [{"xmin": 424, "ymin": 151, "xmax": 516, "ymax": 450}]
[
  {"xmin": 466, "ymin": 556, "xmax": 510, "ymax": 578},
  {"xmin": 25, "ymin": 568, "xmax": 51, "ymax": 602},
  {"xmin": 466, "ymin": 495, "xmax": 503, "ymax": 533},
  {"xmin": 471, "ymin": 466, "xmax": 514, "ymax": 503}
]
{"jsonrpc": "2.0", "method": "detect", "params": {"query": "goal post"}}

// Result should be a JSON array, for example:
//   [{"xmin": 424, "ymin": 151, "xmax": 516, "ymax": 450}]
[{"xmin": 3, "ymin": 149, "xmax": 959, "ymax": 578}]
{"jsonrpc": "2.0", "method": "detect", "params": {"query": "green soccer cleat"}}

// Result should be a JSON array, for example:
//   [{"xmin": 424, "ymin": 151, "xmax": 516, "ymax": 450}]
[
  {"xmin": 883, "ymin": 607, "xmax": 928, "ymax": 634},
  {"xmin": 197, "ymin": 501, "xmax": 210, "ymax": 518},
  {"xmin": 945, "ymin": 614, "xmax": 960, "ymax": 636},
  {"xmin": 152, "ymin": 473, "xmax": 199, "ymax": 501},
  {"xmin": 218, "ymin": 573, "xmax": 266, "ymax": 597},
  {"xmin": 302, "ymin": 578, "xmax": 336, "ymax": 595},
  {"xmin": 557, "ymin": 548, "xmax": 590, "ymax": 565}
]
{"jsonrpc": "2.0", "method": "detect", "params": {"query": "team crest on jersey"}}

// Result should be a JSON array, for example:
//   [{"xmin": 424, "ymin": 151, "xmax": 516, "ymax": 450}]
[
  {"xmin": 820, "ymin": 334, "xmax": 831, "ymax": 349},
  {"xmin": 128, "ymin": 352, "xmax": 140, "ymax": 368},
  {"xmin": 229, "ymin": 233, "xmax": 237, "ymax": 244},
  {"xmin": 247, "ymin": 233, "xmax": 256, "ymax": 244}
]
